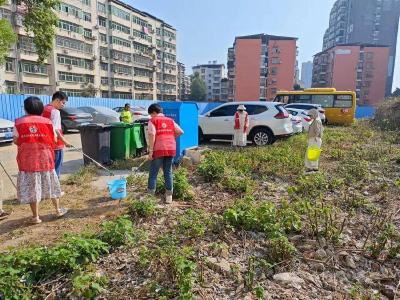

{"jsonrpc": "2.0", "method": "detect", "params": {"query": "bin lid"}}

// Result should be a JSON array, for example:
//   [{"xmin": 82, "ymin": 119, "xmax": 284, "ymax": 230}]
[
  {"xmin": 79, "ymin": 123, "xmax": 111, "ymax": 129},
  {"xmin": 110, "ymin": 122, "xmax": 133, "ymax": 128}
]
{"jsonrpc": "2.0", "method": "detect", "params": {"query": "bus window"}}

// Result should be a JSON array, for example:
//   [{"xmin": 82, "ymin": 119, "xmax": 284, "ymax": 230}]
[
  {"xmin": 294, "ymin": 94, "xmax": 311, "ymax": 103},
  {"xmin": 311, "ymin": 95, "xmax": 334, "ymax": 107},
  {"xmin": 274, "ymin": 95, "xmax": 289, "ymax": 103},
  {"xmin": 334, "ymin": 95, "xmax": 353, "ymax": 108}
]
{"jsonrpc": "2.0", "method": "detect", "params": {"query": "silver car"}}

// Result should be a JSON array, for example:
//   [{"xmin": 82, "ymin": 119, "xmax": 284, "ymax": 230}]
[{"xmin": 78, "ymin": 106, "xmax": 120, "ymax": 124}]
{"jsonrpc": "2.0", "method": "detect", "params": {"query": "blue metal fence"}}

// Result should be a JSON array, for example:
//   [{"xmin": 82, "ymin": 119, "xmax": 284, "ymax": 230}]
[{"xmin": 0, "ymin": 93, "xmax": 376, "ymax": 121}]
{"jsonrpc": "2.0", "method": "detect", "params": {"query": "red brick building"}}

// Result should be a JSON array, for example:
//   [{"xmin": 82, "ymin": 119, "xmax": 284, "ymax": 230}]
[
  {"xmin": 312, "ymin": 44, "xmax": 389, "ymax": 105},
  {"xmin": 227, "ymin": 34, "xmax": 297, "ymax": 101}
]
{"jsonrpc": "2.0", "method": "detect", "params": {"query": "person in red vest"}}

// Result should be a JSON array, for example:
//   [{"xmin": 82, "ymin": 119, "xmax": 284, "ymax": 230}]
[
  {"xmin": 14, "ymin": 97, "xmax": 68, "ymax": 224},
  {"xmin": 42, "ymin": 91, "xmax": 72, "ymax": 178},
  {"xmin": 147, "ymin": 104, "xmax": 184, "ymax": 204}
]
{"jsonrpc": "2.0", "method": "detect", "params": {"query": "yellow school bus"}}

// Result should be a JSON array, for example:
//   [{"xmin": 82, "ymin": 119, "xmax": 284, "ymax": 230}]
[{"xmin": 274, "ymin": 88, "xmax": 356, "ymax": 125}]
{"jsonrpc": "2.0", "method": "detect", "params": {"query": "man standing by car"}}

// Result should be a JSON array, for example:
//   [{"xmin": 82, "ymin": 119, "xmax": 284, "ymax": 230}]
[
  {"xmin": 42, "ymin": 91, "xmax": 72, "ymax": 178},
  {"xmin": 120, "ymin": 103, "xmax": 132, "ymax": 124}
]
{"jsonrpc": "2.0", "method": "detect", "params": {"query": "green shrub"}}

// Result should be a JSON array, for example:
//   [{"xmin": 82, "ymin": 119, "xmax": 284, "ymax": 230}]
[
  {"xmin": 339, "ymin": 157, "xmax": 369, "ymax": 184},
  {"xmin": 157, "ymin": 167, "xmax": 194, "ymax": 201},
  {"xmin": 99, "ymin": 216, "xmax": 145, "ymax": 247},
  {"xmin": 198, "ymin": 151, "xmax": 226, "ymax": 182},
  {"xmin": 66, "ymin": 165, "xmax": 98, "ymax": 185},
  {"xmin": 373, "ymin": 97, "xmax": 400, "ymax": 131},
  {"xmin": 288, "ymin": 172, "xmax": 329, "ymax": 199},
  {"xmin": 220, "ymin": 173, "xmax": 254, "ymax": 195},
  {"xmin": 368, "ymin": 222, "xmax": 400, "ymax": 259},
  {"xmin": 177, "ymin": 209, "xmax": 210, "ymax": 238},
  {"xmin": 266, "ymin": 234, "xmax": 297, "ymax": 263},
  {"xmin": 72, "ymin": 272, "xmax": 108, "ymax": 299},
  {"xmin": 130, "ymin": 196, "xmax": 157, "ymax": 218}
]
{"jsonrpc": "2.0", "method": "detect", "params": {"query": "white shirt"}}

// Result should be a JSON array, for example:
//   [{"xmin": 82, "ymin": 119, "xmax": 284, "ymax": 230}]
[{"xmin": 50, "ymin": 108, "xmax": 62, "ymax": 131}]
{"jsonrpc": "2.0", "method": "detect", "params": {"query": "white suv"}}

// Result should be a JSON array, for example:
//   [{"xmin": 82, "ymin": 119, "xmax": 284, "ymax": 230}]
[{"xmin": 198, "ymin": 102, "xmax": 293, "ymax": 145}]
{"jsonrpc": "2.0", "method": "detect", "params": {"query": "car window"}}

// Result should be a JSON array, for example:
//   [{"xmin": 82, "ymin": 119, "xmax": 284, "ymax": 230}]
[
  {"xmin": 79, "ymin": 107, "xmax": 94, "ymax": 113},
  {"xmin": 334, "ymin": 95, "xmax": 353, "ymax": 108},
  {"xmin": 209, "ymin": 105, "xmax": 238, "ymax": 117},
  {"xmin": 246, "ymin": 105, "xmax": 268, "ymax": 115},
  {"xmin": 312, "ymin": 95, "xmax": 334, "ymax": 107}
]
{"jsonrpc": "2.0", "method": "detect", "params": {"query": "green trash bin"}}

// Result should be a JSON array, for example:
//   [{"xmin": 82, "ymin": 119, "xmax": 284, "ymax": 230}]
[
  {"xmin": 110, "ymin": 122, "xmax": 132, "ymax": 160},
  {"xmin": 130, "ymin": 123, "xmax": 144, "ymax": 157}
]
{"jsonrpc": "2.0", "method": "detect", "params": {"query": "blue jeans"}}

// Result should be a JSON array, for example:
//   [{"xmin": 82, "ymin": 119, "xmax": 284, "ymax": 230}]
[
  {"xmin": 148, "ymin": 156, "xmax": 173, "ymax": 192},
  {"xmin": 54, "ymin": 149, "xmax": 64, "ymax": 178}
]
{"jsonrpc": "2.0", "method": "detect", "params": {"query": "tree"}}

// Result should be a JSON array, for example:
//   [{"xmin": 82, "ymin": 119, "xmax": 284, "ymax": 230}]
[
  {"xmin": 190, "ymin": 72, "xmax": 207, "ymax": 101},
  {"xmin": 391, "ymin": 87, "xmax": 400, "ymax": 97},
  {"xmin": 0, "ymin": 0, "xmax": 59, "ymax": 64},
  {"xmin": 293, "ymin": 83, "xmax": 303, "ymax": 91},
  {"xmin": 81, "ymin": 83, "xmax": 98, "ymax": 97}
]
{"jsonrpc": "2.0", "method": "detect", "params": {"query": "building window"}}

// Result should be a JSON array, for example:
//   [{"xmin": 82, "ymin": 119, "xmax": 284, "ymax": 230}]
[
  {"xmin": 272, "ymin": 47, "xmax": 280, "ymax": 54},
  {"xmin": 97, "ymin": 2, "xmax": 106, "ymax": 13},
  {"xmin": 5, "ymin": 59, "xmax": 15, "ymax": 72},
  {"xmin": 271, "ymin": 67, "xmax": 278, "ymax": 75},
  {"xmin": 100, "ymin": 33, "xmax": 107, "ymax": 44},
  {"xmin": 101, "ymin": 77, "xmax": 108, "ymax": 85},
  {"xmin": 5, "ymin": 82, "xmax": 16, "ymax": 94},
  {"xmin": 270, "ymin": 88, "xmax": 277, "ymax": 94},
  {"xmin": 58, "ymin": 3, "xmax": 81, "ymax": 18},
  {"xmin": 58, "ymin": 71, "xmax": 94, "ymax": 83},
  {"xmin": 110, "ymin": 36, "xmax": 131, "ymax": 48},
  {"xmin": 201, "ymin": 69, "xmax": 205, "ymax": 73},
  {"xmin": 102, "ymin": 91, "xmax": 109, "ymax": 98},
  {"xmin": 134, "ymin": 68, "xmax": 151, "ymax": 77},
  {"xmin": 112, "ymin": 64, "xmax": 132, "ymax": 75},
  {"xmin": 58, "ymin": 20, "xmax": 83, "ymax": 34},
  {"xmin": 83, "ymin": 12, "xmax": 91, "ymax": 22},
  {"xmin": 60, "ymin": 89, "xmax": 83, "ymax": 97},
  {"xmin": 132, "ymin": 15, "xmax": 149, "ymax": 27},
  {"xmin": 56, "ymin": 36, "xmax": 93, "ymax": 53},
  {"xmin": 366, "ymin": 52, "xmax": 374, "ymax": 60},
  {"xmin": 18, "ymin": 36, "xmax": 37, "ymax": 52},
  {"xmin": 83, "ymin": 28, "xmax": 92, "ymax": 38},
  {"xmin": 100, "ymin": 63, "xmax": 108, "ymax": 71},
  {"xmin": 109, "ymin": 5, "xmax": 130, "ymax": 21},
  {"xmin": 21, "ymin": 62, "xmax": 48, "ymax": 75},
  {"xmin": 98, "ymin": 17, "xmax": 107, "ymax": 27},
  {"xmin": 111, "ymin": 92, "xmax": 131, "ymax": 99},
  {"xmin": 57, "ymin": 54, "xmax": 93, "ymax": 69},
  {"xmin": 272, "ymin": 58, "xmax": 281, "ymax": 64},
  {"xmin": 110, "ymin": 21, "xmax": 131, "ymax": 35},
  {"xmin": 81, "ymin": 0, "xmax": 90, "ymax": 6}
]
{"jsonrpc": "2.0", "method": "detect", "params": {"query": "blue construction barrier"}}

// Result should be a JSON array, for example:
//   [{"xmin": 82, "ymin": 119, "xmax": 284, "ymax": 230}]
[
  {"xmin": 355, "ymin": 106, "xmax": 376, "ymax": 119},
  {"xmin": 0, "ymin": 93, "xmax": 224, "ymax": 121}
]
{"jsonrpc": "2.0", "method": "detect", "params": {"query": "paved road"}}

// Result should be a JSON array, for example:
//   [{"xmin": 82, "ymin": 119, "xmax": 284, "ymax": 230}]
[{"xmin": 0, "ymin": 133, "xmax": 83, "ymax": 200}]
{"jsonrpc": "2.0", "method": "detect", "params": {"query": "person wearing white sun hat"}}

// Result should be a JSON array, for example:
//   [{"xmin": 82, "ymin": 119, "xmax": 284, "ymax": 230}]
[{"xmin": 233, "ymin": 104, "xmax": 249, "ymax": 147}]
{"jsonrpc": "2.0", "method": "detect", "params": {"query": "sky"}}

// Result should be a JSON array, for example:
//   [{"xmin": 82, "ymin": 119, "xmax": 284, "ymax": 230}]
[{"xmin": 129, "ymin": 0, "xmax": 400, "ymax": 90}]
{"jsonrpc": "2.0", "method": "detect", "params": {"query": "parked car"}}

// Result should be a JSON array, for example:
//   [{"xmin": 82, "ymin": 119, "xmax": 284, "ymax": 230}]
[
  {"xmin": 78, "ymin": 106, "xmax": 120, "ymax": 124},
  {"xmin": 284, "ymin": 103, "xmax": 326, "ymax": 124},
  {"xmin": 290, "ymin": 115, "xmax": 303, "ymax": 134},
  {"xmin": 60, "ymin": 107, "xmax": 93, "ymax": 133},
  {"xmin": 198, "ymin": 102, "xmax": 293, "ymax": 145},
  {"xmin": 113, "ymin": 106, "xmax": 150, "ymax": 122},
  {"xmin": 0, "ymin": 118, "xmax": 14, "ymax": 144},
  {"xmin": 286, "ymin": 108, "xmax": 313, "ymax": 132}
]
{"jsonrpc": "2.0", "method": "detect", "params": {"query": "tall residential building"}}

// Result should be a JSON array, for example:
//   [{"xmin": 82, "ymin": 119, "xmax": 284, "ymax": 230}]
[
  {"xmin": 312, "ymin": 43, "xmax": 389, "ymax": 105},
  {"xmin": 301, "ymin": 61, "xmax": 313, "ymax": 88},
  {"xmin": 220, "ymin": 78, "xmax": 228, "ymax": 102},
  {"xmin": 0, "ymin": 0, "xmax": 178, "ymax": 100},
  {"xmin": 177, "ymin": 61, "xmax": 185, "ymax": 100},
  {"xmin": 227, "ymin": 34, "xmax": 297, "ymax": 101},
  {"xmin": 323, "ymin": 0, "xmax": 400, "ymax": 96},
  {"xmin": 192, "ymin": 61, "xmax": 225, "ymax": 101}
]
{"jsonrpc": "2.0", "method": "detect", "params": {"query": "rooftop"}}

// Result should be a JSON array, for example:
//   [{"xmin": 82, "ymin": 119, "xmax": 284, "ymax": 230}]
[
  {"xmin": 314, "ymin": 43, "xmax": 390, "ymax": 56},
  {"xmin": 235, "ymin": 34, "xmax": 298, "ymax": 43},
  {"xmin": 110, "ymin": 0, "xmax": 175, "ymax": 30}
]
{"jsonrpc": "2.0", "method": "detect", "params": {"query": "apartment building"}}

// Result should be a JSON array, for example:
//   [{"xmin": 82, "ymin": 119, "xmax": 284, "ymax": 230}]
[
  {"xmin": 312, "ymin": 44, "xmax": 389, "ymax": 105},
  {"xmin": 301, "ymin": 61, "xmax": 313, "ymax": 88},
  {"xmin": 323, "ymin": 0, "xmax": 400, "ymax": 96},
  {"xmin": 220, "ymin": 78, "xmax": 228, "ymax": 102},
  {"xmin": 192, "ymin": 61, "xmax": 225, "ymax": 101},
  {"xmin": 227, "ymin": 34, "xmax": 297, "ymax": 101},
  {"xmin": 0, "ymin": 0, "xmax": 178, "ymax": 100}
]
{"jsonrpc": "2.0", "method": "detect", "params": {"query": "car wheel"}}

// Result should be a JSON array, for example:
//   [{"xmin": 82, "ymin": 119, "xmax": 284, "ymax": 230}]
[{"xmin": 251, "ymin": 128, "xmax": 274, "ymax": 146}]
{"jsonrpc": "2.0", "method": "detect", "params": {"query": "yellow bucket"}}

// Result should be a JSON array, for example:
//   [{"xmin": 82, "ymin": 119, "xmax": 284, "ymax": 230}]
[{"xmin": 307, "ymin": 146, "xmax": 322, "ymax": 161}]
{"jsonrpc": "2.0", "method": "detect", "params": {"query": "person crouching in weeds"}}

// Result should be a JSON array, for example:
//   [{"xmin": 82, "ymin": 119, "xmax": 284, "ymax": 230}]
[
  {"xmin": 305, "ymin": 108, "xmax": 324, "ymax": 173},
  {"xmin": 233, "ymin": 104, "xmax": 249, "ymax": 148},
  {"xmin": 147, "ymin": 104, "xmax": 184, "ymax": 204}
]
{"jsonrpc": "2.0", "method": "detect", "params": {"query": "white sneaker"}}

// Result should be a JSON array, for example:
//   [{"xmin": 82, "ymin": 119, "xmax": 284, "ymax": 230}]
[
  {"xmin": 57, "ymin": 207, "xmax": 69, "ymax": 217},
  {"xmin": 165, "ymin": 191, "xmax": 173, "ymax": 204}
]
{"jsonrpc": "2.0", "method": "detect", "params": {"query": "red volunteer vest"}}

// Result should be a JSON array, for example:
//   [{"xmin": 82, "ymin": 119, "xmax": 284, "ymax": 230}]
[
  {"xmin": 42, "ymin": 104, "xmax": 64, "ymax": 150},
  {"xmin": 151, "ymin": 115, "xmax": 176, "ymax": 159},
  {"xmin": 15, "ymin": 115, "xmax": 55, "ymax": 172},
  {"xmin": 234, "ymin": 111, "xmax": 249, "ymax": 133}
]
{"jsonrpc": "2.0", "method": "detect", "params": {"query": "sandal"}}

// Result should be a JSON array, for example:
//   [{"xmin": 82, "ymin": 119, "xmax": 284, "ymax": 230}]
[{"xmin": 56, "ymin": 207, "xmax": 69, "ymax": 217}]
